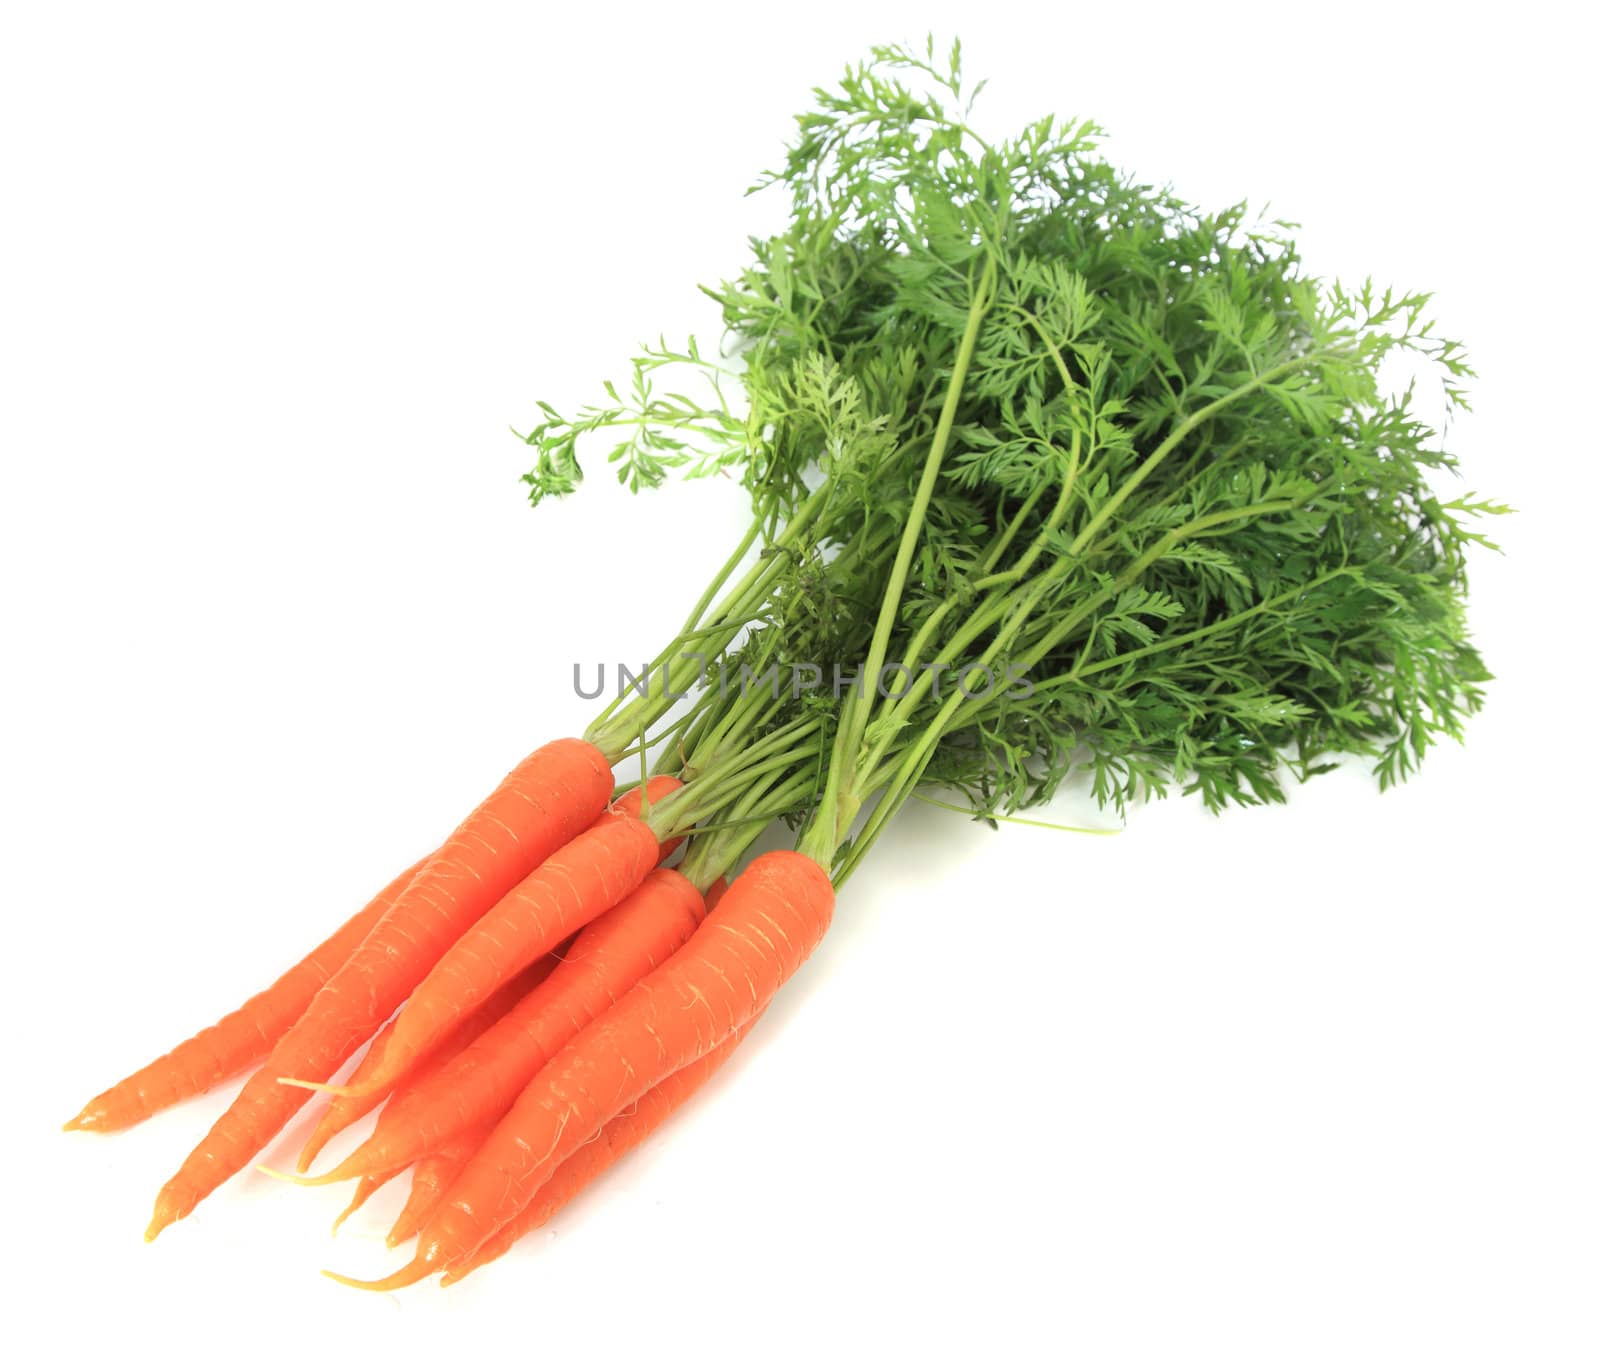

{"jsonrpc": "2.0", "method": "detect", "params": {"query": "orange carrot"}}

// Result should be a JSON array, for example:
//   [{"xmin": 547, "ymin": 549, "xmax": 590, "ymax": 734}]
[
  {"xmin": 64, "ymin": 856, "xmax": 427, "ymax": 1134},
  {"xmin": 315, "ymin": 793, "xmax": 684, "ymax": 1101},
  {"xmin": 287, "ymin": 955, "xmax": 557, "ymax": 1217},
  {"xmin": 326, "ymin": 958, "xmax": 553, "ymax": 1238},
  {"xmin": 326, "ymin": 850, "xmax": 833, "ymax": 1290},
  {"xmin": 298, "ymin": 867, "xmax": 706, "ymax": 1185},
  {"xmin": 440, "ymin": 1016, "xmax": 759, "ymax": 1286},
  {"xmin": 384, "ymin": 1128, "xmax": 487, "ymax": 1249},
  {"xmin": 613, "ymin": 776, "xmax": 687, "ymax": 861},
  {"xmin": 330, "ymin": 1167, "xmax": 401, "ymax": 1237},
  {"xmin": 703, "ymin": 876, "xmax": 729, "ymax": 907},
  {"xmin": 145, "ymin": 737, "xmax": 613, "ymax": 1240},
  {"xmin": 297, "ymin": 950, "xmax": 560, "ymax": 1173},
  {"xmin": 294, "ymin": 1017, "xmax": 403, "ymax": 1176}
]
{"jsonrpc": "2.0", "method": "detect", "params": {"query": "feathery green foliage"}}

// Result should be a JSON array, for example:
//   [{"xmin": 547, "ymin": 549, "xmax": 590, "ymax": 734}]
[{"xmin": 524, "ymin": 38, "xmax": 1500, "ymax": 878}]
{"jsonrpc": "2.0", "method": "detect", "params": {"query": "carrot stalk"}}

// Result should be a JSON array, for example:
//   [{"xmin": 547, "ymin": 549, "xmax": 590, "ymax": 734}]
[
  {"xmin": 441, "ymin": 1014, "xmax": 760, "ymax": 1285},
  {"xmin": 314, "ymin": 787, "xmax": 683, "ymax": 1101},
  {"xmin": 326, "ymin": 850, "xmax": 832, "ymax": 1289},
  {"xmin": 64, "ymin": 856, "xmax": 427, "ymax": 1134},
  {"xmin": 145, "ymin": 737, "xmax": 613, "ymax": 1240},
  {"xmin": 298, "ymin": 867, "xmax": 706, "ymax": 1185}
]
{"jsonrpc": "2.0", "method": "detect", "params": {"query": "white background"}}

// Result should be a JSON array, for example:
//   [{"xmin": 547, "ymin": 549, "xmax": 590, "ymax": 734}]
[{"xmin": 4, "ymin": 4, "xmax": 1595, "ymax": 1349}]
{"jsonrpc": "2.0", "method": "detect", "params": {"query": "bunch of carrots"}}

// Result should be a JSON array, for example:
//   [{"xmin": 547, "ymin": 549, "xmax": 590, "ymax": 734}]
[
  {"xmin": 69, "ymin": 746, "xmax": 831, "ymax": 1288},
  {"xmin": 65, "ymin": 40, "xmax": 1499, "ymax": 1290}
]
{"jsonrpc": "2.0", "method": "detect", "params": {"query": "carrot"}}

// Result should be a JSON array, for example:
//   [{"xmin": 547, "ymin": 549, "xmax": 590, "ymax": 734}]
[
  {"xmin": 293, "ymin": 1016, "xmax": 403, "ymax": 1176},
  {"xmin": 296, "ymin": 867, "xmax": 706, "ymax": 1185},
  {"xmin": 63, "ymin": 856, "xmax": 427, "ymax": 1134},
  {"xmin": 613, "ymin": 775, "xmax": 687, "ymax": 861},
  {"xmin": 313, "ymin": 954, "xmax": 559, "ymax": 1236},
  {"xmin": 317, "ymin": 947, "xmax": 543, "ymax": 1236},
  {"xmin": 296, "ymin": 950, "xmax": 560, "ymax": 1173},
  {"xmin": 440, "ymin": 1015, "xmax": 759, "ymax": 1286},
  {"xmin": 145, "ymin": 737, "xmax": 613, "ymax": 1241},
  {"xmin": 329, "ymin": 1167, "xmax": 401, "ymax": 1237},
  {"xmin": 384, "ymin": 1129, "xmax": 486, "ymax": 1248},
  {"xmin": 703, "ymin": 876, "xmax": 729, "ymax": 907},
  {"xmin": 310, "ymin": 791, "xmax": 684, "ymax": 1102},
  {"xmin": 326, "ymin": 849, "xmax": 833, "ymax": 1290}
]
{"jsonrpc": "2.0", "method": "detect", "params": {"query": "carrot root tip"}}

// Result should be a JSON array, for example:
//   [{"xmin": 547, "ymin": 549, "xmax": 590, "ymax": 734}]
[
  {"xmin": 280, "ymin": 1074, "xmax": 390, "ymax": 1100},
  {"xmin": 331, "ymin": 1196, "xmax": 364, "ymax": 1237},
  {"xmin": 385, "ymin": 1213, "xmax": 425, "ymax": 1249},
  {"xmin": 255, "ymin": 1163, "xmax": 330, "ymax": 1188},
  {"xmin": 321, "ymin": 1257, "xmax": 435, "ymax": 1293},
  {"xmin": 331, "ymin": 1175, "xmax": 388, "ymax": 1235},
  {"xmin": 144, "ymin": 1184, "xmax": 189, "ymax": 1243},
  {"xmin": 276, "ymin": 1075, "xmax": 345, "ymax": 1095}
]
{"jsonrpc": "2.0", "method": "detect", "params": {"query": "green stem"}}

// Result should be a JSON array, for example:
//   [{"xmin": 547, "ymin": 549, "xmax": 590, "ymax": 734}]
[
  {"xmin": 679, "ymin": 773, "xmax": 816, "ymax": 893},
  {"xmin": 1002, "ymin": 565, "xmax": 1361, "ymax": 702},
  {"xmin": 850, "ymin": 373, "xmax": 1311, "ymax": 792},
  {"xmin": 686, "ymin": 675, "xmax": 778, "ymax": 775},
  {"xmin": 588, "ymin": 486, "xmax": 831, "ymax": 761},
  {"xmin": 1066, "ymin": 352, "xmax": 1326, "ymax": 557},
  {"xmin": 799, "ymin": 253, "xmax": 999, "ymax": 866},
  {"xmin": 880, "ymin": 468, "xmax": 1061, "ymax": 700},
  {"xmin": 652, "ymin": 716, "xmax": 822, "ymax": 838},
  {"xmin": 972, "ymin": 429, "xmax": 1080, "ymax": 592},
  {"xmin": 1000, "ymin": 494, "xmax": 1312, "ymax": 681},
  {"xmin": 581, "ymin": 516, "xmax": 760, "ymax": 743}
]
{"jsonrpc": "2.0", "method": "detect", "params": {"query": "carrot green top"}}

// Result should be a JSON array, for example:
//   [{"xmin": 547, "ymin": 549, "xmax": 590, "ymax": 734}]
[{"xmin": 534, "ymin": 39, "xmax": 1497, "ymax": 886}]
